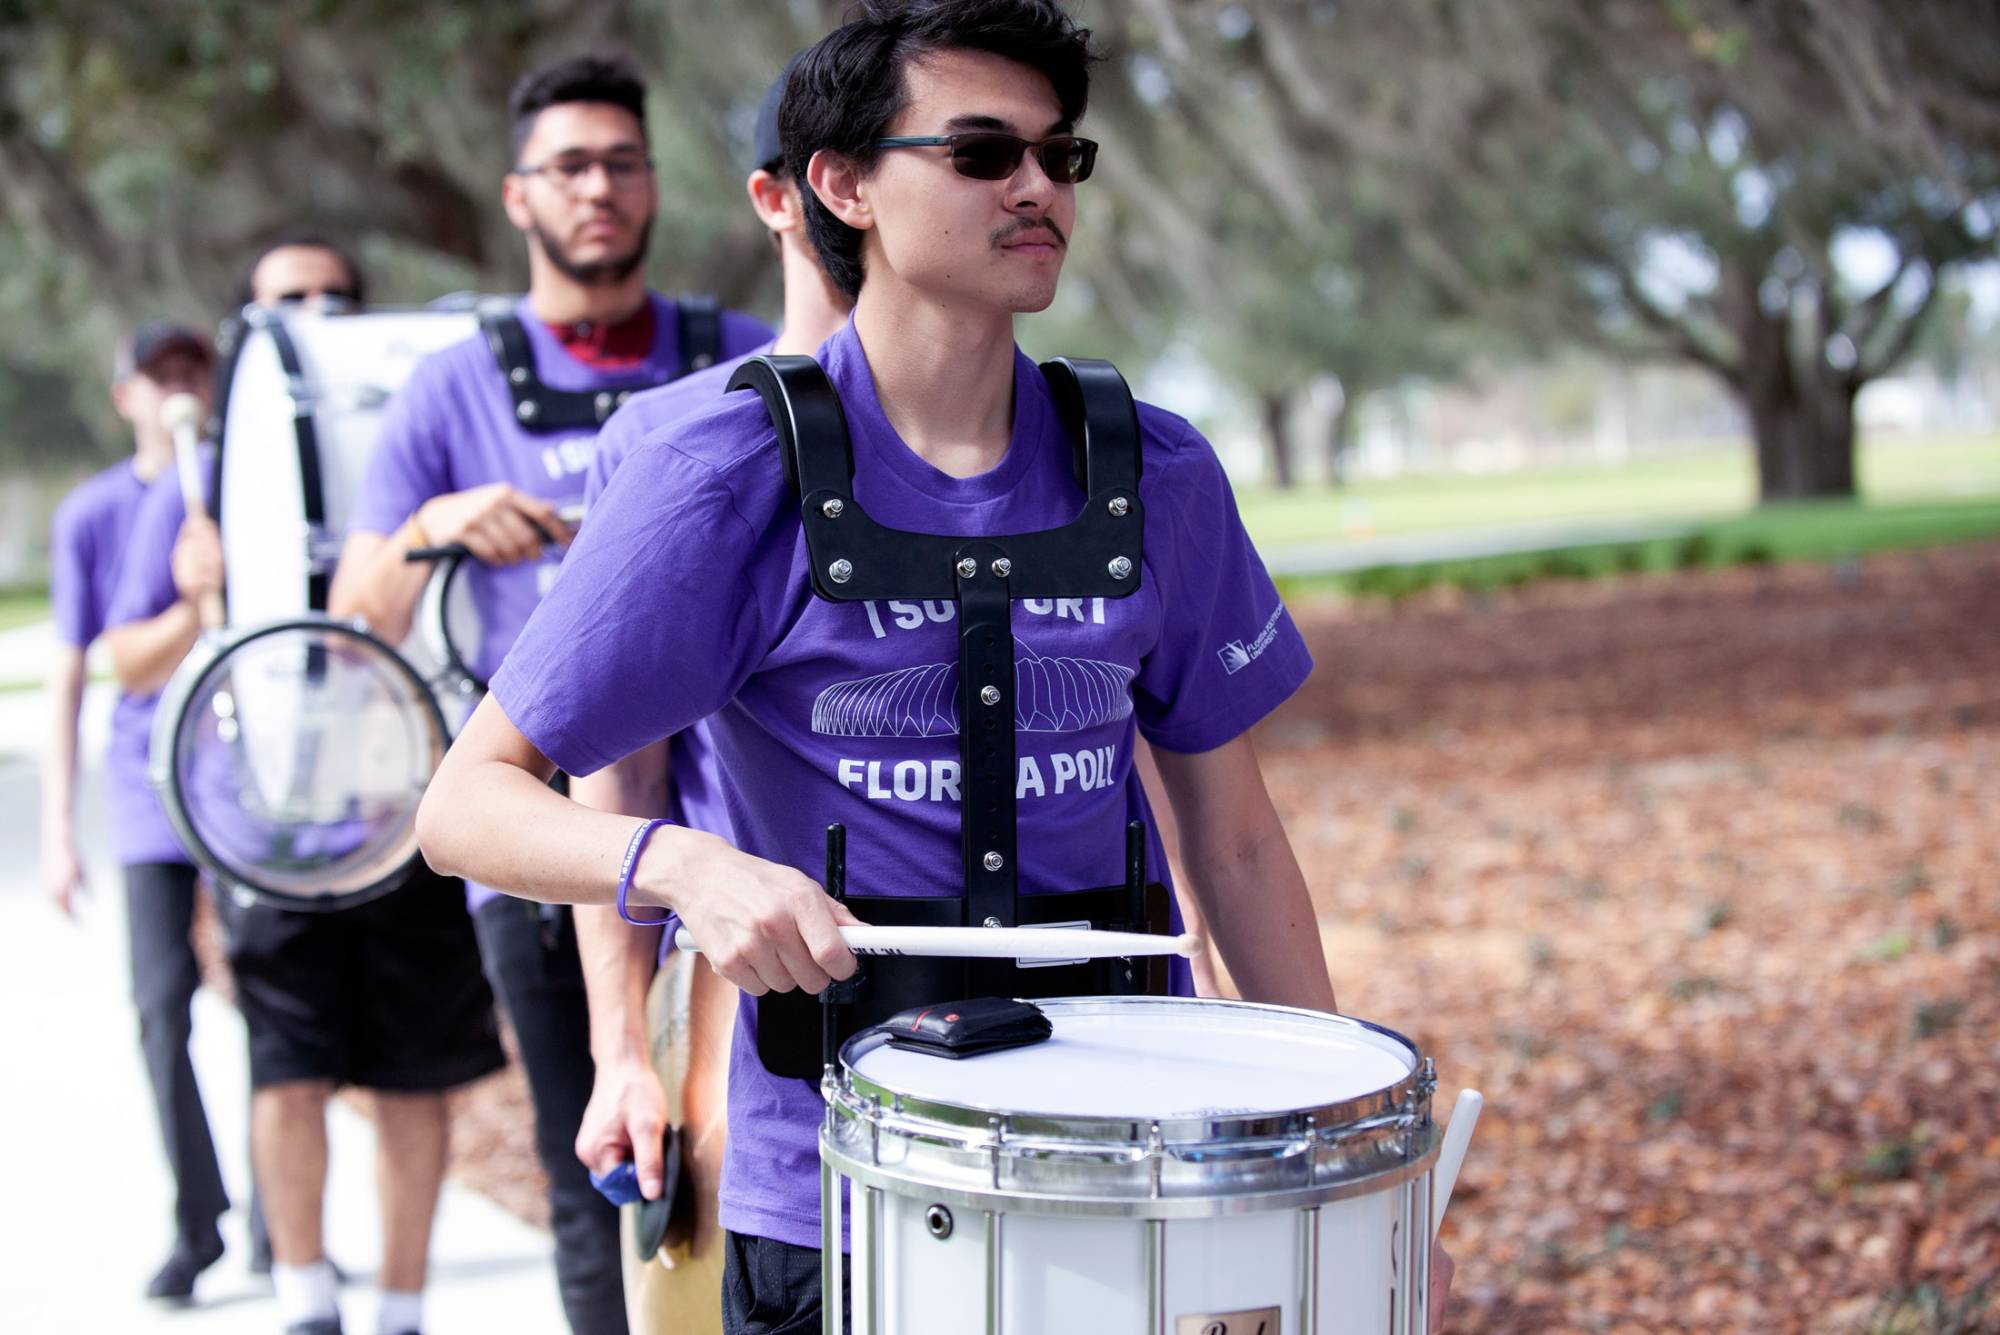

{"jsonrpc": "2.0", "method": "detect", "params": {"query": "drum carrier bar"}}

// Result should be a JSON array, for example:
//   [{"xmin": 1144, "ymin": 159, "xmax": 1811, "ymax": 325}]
[
  {"xmin": 483, "ymin": 294, "xmax": 721, "ymax": 429},
  {"xmin": 727, "ymin": 355, "xmax": 1175, "ymax": 1080}
]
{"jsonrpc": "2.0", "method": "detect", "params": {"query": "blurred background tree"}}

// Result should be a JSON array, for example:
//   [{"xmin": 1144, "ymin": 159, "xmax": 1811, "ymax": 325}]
[{"xmin": 0, "ymin": 0, "xmax": 1994, "ymax": 503}]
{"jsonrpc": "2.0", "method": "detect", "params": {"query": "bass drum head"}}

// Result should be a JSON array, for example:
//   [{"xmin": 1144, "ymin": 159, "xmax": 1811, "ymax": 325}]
[{"xmin": 155, "ymin": 618, "xmax": 448, "ymax": 911}]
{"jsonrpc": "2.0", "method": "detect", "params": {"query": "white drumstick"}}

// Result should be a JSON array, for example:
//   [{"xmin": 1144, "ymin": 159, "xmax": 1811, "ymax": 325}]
[
  {"xmin": 161, "ymin": 393, "xmax": 208, "ymax": 519},
  {"xmin": 1431, "ymin": 1088, "xmax": 1483, "ymax": 1242},
  {"xmin": 672, "ymin": 925, "xmax": 1203, "ymax": 961},
  {"xmin": 161, "ymin": 392, "xmax": 225, "ymax": 631}
]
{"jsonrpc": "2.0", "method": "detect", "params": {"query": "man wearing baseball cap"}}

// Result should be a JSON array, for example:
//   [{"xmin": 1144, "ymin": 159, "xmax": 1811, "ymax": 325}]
[{"xmin": 42, "ymin": 320, "xmax": 234, "ymax": 1304}]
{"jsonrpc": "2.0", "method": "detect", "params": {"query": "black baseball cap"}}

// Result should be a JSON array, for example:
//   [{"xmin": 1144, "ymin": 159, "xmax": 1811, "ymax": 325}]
[
  {"xmin": 751, "ymin": 55, "xmax": 804, "ymax": 173},
  {"xmin": 115, "ymin": 321, "xmax": 213, "ymax": 380}
]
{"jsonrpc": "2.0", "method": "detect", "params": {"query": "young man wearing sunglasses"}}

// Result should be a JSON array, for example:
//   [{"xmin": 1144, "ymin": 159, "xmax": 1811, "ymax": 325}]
[
  {"xmin": 327, "ymin": 52, "xmax": 770, "ymax": 1335},
  {"xmin": 239, "ymin": 235, "xmax": 367, "ymax": 311},
  {"xmin": 416, "ymin": 3, "xmax": 1447, "ymax": 1330}
]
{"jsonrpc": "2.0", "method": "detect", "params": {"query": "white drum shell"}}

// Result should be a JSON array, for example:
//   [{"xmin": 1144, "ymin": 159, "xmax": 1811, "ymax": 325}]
[
  {"xmin": 823, "ymin": 998, "xmax": 1439, "ymax": 1334},
  {"xmin": 852, "ymin": 1175, "xmax": 1431, "ymax": 1334},
  {"xmin": 217, "ymin": 306, "xmax": 478, "ymax": 627}
]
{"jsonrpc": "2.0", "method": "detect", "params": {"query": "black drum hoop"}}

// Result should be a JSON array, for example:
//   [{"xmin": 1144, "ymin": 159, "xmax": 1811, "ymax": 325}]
[
  {"xmin": 426, "ymin": 550, "xmax": 488, "ymax": 698},
  {"xmin": 158, "ymin": 615, "xmax": 450, "ymax": 914}
]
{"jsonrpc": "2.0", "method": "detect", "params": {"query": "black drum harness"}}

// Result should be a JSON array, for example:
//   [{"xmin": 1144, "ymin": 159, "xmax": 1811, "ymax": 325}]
[
  {"xmin": 726, "ymin": 355, "xmax": 1175, "ymax": 1081},
  {"xmin": 482, "ymin": 295, "xmax": 721, "ymax": 429}
]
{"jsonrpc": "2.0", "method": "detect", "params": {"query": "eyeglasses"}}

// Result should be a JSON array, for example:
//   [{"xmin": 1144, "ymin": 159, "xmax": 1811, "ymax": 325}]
[
  {"xmin": 873, "ymin": 133, "xmax": 1098, "ymax": 184},
  {"xmin": 512, "ymin": 151, "xmax": 656, "ymax": 193}
]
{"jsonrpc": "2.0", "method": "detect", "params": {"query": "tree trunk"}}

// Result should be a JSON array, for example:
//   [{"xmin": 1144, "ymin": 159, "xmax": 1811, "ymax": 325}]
[
  {"xmin": 1261, "ymin": 391, "xmax": 1298, "ymax": 489},
  {"xmin": 1741, "ymin": 374, "xmax": 1859, "ymax": 502},
  {"xmin": 1722, "ymin": 270, "xmax": 1860, "ymax": 503},
  {"xmin": 1324, "ymin": 385, "xmax": 1357, "ymax": 486}
]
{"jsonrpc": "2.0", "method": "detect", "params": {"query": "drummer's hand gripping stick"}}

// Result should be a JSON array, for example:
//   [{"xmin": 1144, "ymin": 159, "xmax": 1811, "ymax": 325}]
[{"xmin": 161, "ymin": 392, "xmax": 225, "ymax": 631}]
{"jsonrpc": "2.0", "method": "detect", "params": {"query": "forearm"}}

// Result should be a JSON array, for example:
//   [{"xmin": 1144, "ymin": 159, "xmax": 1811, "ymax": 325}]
[
  {"xmin": 577, "ymin": 908, "xmax": 663, "ymax": 1062},
  {"xmin": 327, "ymin": 520, "xmax": 433, "ymax": 644},
  {"xmin": 570, "ymin": 746, "xmax": 672, "ymax": 1063},
  {"xmin": 1181, "ymin": 824, "xmax": 1337, "ymax": 1013},
  {"xmin": 40, "ymin": 655, "xmax": 86, "ymax": 841},
  {"xmin": 105, "ymin": 602, "xmax": 201, "ymax": 695},
  {"xmin": 418, "ymin": 725, "xmax": 731, "ymax": 915}
]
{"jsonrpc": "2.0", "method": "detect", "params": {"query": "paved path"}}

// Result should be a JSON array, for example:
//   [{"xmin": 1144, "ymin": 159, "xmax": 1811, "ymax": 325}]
[
  {"xmin": 1260, "ymin": 516, "xmax": 1699, "ymax": 577},
  {"xmin": 0, "ymin": 680, "xmax": 567, "ymax": 1333}
]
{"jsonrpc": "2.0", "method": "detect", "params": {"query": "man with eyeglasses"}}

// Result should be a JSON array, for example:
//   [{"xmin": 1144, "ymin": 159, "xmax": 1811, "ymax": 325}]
[
  {"xmin": 415, "ymin": 3, "xmax": 1451, "ymax": 1330},
  {"xmin": 106, "ymin": 248, "xmax": 506, "ymax": 1335},
  {"xmin": 328, "ymin": 52, "xmax": 770, "ymax": 1335}
]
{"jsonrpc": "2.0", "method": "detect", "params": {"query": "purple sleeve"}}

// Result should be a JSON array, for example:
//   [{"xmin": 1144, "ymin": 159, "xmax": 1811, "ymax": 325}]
[
  {"xmin": 1131, "ymin": 419, "xmax": 1313, "ymax": 754},
  {"xmin": 104, "ymin": 473, "xmax": 189, "ymax": 631},
  {"xmin": 719, "ymin": 310, "xmax": 775, "ymax": 358},
  {"xmin": 348, "ymin": 362, "xmax": 454, "ymax": 535},
  {"xmin": 583, "ymin": 409, "xmax": 634, "ymax": 511},
  {"xmin": 49, "ymin": 494, "xmax": 98, "ymax": 648},
  {"xmin": 490, "ymin": 442, "xmax": 772, "ymax": 777}
]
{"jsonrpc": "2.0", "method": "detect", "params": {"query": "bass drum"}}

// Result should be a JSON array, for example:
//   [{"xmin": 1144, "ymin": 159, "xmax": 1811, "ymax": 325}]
[
  {"xmin": 152, "ymin": 303, "xmax": 486, "ymax": 908},
  {"xmin": 213, "ymin": 303, "xmax": 480, "ymax": 627},
  {"xmin": 148, "ymin": 617, "xmax": 451, "ymax": 912}
]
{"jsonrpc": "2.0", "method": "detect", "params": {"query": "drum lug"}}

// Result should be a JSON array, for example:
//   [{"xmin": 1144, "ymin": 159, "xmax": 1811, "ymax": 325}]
[{"xmin": 1146, "ymin": 1120, "xmax": 1164, "ymax": 1199}]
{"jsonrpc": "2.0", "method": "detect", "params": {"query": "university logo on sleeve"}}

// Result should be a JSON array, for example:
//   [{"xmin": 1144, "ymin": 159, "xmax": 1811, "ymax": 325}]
[{"xmin": 1218, "ymin": 603, "xmax": 1287, "ymax": 676}]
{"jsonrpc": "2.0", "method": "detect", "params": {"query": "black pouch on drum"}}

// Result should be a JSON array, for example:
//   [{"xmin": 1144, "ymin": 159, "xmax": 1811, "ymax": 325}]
[{"xmin": 878, "ymin": 998, "xmax": 1052, "ymax": 1059}]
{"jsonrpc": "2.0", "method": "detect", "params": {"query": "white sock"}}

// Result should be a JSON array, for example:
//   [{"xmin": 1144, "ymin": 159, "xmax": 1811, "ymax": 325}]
[
  {"xmin": 272, "ymin": 1259, "xmax": 339, "ymax": 1325},
  {"xmin": 377, "ymin": 1288, "xmax": 424, "ymax": 1335}
]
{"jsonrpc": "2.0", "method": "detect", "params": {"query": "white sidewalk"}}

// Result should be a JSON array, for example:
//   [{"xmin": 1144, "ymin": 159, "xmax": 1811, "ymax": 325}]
[{"xmin": 0, "ymin": 666, "xmax": 567, "ymax": 1333}]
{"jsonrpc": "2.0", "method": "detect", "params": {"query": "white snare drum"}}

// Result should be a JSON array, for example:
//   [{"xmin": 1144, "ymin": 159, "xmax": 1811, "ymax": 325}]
[
  {"xmin": 148, "ymin": 617, "xmax": 451, "ymax": 912},
  {"xmin": 822, "ymin": 996, "xmax": 1440, "ymax": 1335}
]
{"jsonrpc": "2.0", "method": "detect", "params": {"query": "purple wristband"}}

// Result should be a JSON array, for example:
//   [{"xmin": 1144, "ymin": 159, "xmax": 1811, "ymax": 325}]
[{"xmin": 617, "ymin": 818, "xmax": 676, "ymax": 926}]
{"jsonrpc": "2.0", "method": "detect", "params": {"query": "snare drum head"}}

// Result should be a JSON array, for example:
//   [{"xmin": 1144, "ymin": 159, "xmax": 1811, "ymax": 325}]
[
  {"xmin": 848, "ymin": 997, "xmax": 1416, "ymax": 1122},
  {"xmin": 153, "ymin": 618, "xmax": 448, "ymax": 910}
]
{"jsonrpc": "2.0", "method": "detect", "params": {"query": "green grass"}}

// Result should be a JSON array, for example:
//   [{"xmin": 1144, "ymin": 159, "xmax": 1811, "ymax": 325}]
[
  {"xmin": 1238, "ymin": 432, "xmax": 2000, "ymax": 551},
  {"xmin": 1275, "ymin": 495, "xmax": 2000, "ymax": 601},
  {"xmin": 0, "ymin": 584, "xmax": 50, "ymax": 632}
]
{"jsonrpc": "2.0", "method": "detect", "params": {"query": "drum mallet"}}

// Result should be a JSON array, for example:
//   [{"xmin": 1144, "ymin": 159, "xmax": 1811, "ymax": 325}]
[
  {"xmin": 160, "ymin": 392, "xmax": 225, "ymax": 631},
  {"xmin": 1431, "ymin": 1088, "xmax": 1483, "ymax": 1242},
  {"xmin": 673, "ymin": 925, "xmax": 1204, "ymax": 961}
]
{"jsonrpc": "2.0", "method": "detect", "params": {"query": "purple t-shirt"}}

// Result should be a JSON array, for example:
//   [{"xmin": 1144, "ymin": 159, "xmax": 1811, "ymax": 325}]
[
  {"xmin": 585, "ymin": 340, "xmax": 773, "ymax": 857},
  {"xmin": 585, "ymin": 339, "xmax": 772, "ymax": 505},
  {"xmin": 51, "ymin": 460, "xmax": 151, "ymax": 651},
  {"xmin": 351, "ymin": 294, "xmax": 771, "ymax": 910},
  {"xmin": 492, "ymin": 320, "xmax": 1313, "ymax": 1249},
  {"xmin": 102, "ymin": 463, "xmax": 209, "ymax": 867}
]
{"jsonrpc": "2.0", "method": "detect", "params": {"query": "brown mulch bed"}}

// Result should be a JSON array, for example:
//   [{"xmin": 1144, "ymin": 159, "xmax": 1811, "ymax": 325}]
[
  {"xmin": 1263, "ymin": 543, "xmax": 2000, "ymax": 1333},
  {"xmin": 445, "ymin": 541, "xmax": 2000, "ymax": 1329}
]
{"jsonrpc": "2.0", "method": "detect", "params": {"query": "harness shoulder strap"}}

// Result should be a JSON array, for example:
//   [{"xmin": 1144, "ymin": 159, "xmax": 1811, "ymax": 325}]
[
  {"xmin": 676, "ymin": 294, "xmax": 722, "ymax": 375},
  {"xmin": 1038, "ymin": 356, "xmax": 1142, "ymax": 498},
  {"xmin": 480, "ymin": 310, "xmax": 653, "ymax": 431},
  {"xmin": 725, "ymin": 354, "xmax": 855, "ymax": 503}
]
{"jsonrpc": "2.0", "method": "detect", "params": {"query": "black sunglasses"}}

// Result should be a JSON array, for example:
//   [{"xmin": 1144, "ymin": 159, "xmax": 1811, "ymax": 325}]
[{"xmin": 874, "ymin": 133, "xmax": 1098, "ymax": 184}]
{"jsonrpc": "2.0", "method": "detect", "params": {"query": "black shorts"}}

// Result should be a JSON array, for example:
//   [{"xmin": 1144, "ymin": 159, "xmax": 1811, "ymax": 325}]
[{"xmin": 220, "ymin": 867, "xmax": 505, "ymax": 1092}]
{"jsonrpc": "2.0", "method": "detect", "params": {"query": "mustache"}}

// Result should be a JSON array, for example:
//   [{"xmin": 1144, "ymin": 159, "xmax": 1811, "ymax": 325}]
[{"xmin": 990, "ymin": 216, "xmax": 1067, "ymax": 249}]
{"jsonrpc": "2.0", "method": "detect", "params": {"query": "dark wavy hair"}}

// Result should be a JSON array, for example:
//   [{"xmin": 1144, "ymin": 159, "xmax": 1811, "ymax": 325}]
[
  {"xmin": 779, "ymin": 0, "xmax": 1099, "ymax": 300},
  {"xmin": 233, "ymin": 232, "xmax": 367, "ymax": 309},
  {"xmin": 508, "ymin": 53, "xmax": 648, "ymax": 157}
]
